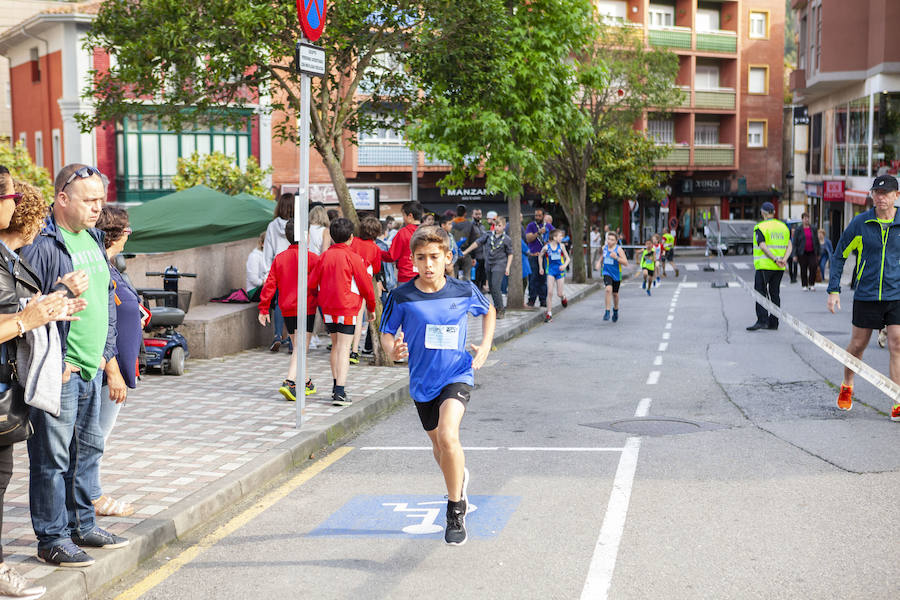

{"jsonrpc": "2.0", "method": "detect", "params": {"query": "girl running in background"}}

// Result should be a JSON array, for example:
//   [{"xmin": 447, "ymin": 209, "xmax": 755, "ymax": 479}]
[
  {"xmin": 594, "ymin": 231, "xmax": 628, "ymax": 322},
  {"xmin": 539, "ymin": 228, "xmax": 570, "ymax": 322},
  {"xmin": 652, "ymin": 233, "xmax": 663, "ymax": 286},
  {"xmin": 640, "ymin": 238, "xmax": 656, "ymax": 296}
]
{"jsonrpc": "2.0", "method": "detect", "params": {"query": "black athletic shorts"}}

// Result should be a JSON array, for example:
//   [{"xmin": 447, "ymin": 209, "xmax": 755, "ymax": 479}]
[
  {"xmin": 283, "ymin": 314, "xmax": 316, "ymax": 335},
  {"xmin": 644, "ymin": 268, "xmax": 654, "ymax": 277},
  {"xmin": 852, "ymin": 299, "xmax": 900, "ymax": 330},
  {"xmin": 325, "ymin": 322, "xmax": 356, "ymax": 335},
  {"xmin": 664, "ymin": 249, "xmax": 674, "ymax": 262},
  {"xmin": 415, "ymin": 382, "xmax": 471, "ymax": 431},
  {"xmin": 603, "ymin": 275, "xmax": 621, "ymax": 293}
]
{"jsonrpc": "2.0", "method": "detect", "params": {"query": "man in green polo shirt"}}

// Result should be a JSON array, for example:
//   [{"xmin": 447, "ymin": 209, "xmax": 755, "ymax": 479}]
[{"xmin": 747, "ymin": 201, "xmax": 792, "ymax": 331}]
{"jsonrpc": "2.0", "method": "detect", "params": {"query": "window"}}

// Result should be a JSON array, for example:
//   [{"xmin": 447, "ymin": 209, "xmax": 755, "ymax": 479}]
[
  {"xmin": 747, "ymin": 120, "xmax": 767, "ymax": 148},
  {"xmin": 597, "ymin": 1, "xmax": 627, "ymax": 25},
  {"xmin": 33, "ymin": 132, "xmax": 43, "ymax": 167},
  {"xmin": 808, "ymin": 112, "xmax": 822, "ymax": 174},
  {"xmin": 647, "ymin": 119, "xmax": 674, "ymax": 144},
  {"xmin": 29, "ymin": 48, "xmax": 40, "ymax": 83},
  {"xmin": 695, "ymin": 120, "xmax": 720, "ymax": 146},
  {"xmin": 696, "ymin": 8, "xmax": 720, "ymax": 32},
  {"xmin": 847, "ymin": 97, "xmax": 869, "ymax": 177},
  {"xmin": 695, "ymin": 64, "xmax": 720, "ymax": 90},
  {"xmin": 748, "ymin": 66, "xmax": 769, "ymax": 94},
  {"xmin": 51, "ymin": 129, "xmax": 61, "ymax": 175},
  {"xmin": 648, "ymin": 4, "xmax": 674, "ymax": 27},
  {"xmin": 18, "ymin": 132, "xmax": 26, "ymax": 151},
  {"xmin": 749, "ymin": 11, "xmax": 769, "ymax": 39},
  {"xmin": 798, "ymin": 14, "xmax": 807, "ymax": 70}
]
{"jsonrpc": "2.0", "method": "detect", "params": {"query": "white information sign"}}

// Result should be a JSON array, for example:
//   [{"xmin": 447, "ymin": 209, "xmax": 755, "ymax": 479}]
[{"xmin": 297, "ymin": 42, "xmax": 326, "ymax": 77}]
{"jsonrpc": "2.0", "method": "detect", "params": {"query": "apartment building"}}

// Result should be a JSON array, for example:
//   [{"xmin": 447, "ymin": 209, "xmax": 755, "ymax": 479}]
[
  {"xmin": 789, "ymin": 0, "xmax": 900, "ymax": 243},
  {"xmin": 593, "ymin": 0, "xmax": 785, "ymax": 244}
]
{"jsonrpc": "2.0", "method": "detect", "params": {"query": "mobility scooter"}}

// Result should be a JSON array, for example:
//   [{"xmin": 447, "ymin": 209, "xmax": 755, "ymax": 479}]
[{"xmin": 136, "ymin": 266, "xmax": 196, "ymax": 376}]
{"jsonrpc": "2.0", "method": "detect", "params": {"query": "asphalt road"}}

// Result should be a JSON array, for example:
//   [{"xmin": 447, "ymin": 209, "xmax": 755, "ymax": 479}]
[{"xmin": 95, "ymin": 256, "xmax": 900, "ymax": 600}]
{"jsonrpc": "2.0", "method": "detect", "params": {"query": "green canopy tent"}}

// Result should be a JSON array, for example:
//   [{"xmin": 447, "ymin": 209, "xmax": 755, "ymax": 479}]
[{"xmin": 125, "ymin": 185, "xmax": 274, "ymax": 253}]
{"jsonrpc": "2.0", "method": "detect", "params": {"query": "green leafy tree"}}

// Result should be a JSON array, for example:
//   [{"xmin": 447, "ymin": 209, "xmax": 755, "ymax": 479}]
[
  {"xmin": 540, "ymin": 18, "xmax": 680, "ymax": 282},
  {"xmin": 408, "ymin": 0, "xmax": 594, "ymax": 308},
  {"xmin": 0, "ymin": 142, "xmax": 54, "ymax": 202},
  {"xmin": 172, "ymin": 152, "xmax": 273, "ymax": 198},
  {"xmin": 80, "ymin": 0, "xmax": 421, "ymax": 224}
]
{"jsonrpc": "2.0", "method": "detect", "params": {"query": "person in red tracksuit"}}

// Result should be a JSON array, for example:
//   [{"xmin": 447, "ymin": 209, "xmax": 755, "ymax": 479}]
[
  {"xmin": 258, "ymin": 219, "xmax": 319, "ymax": 402},
  {"xmin": 349, "ymin": 216, "xmax": 384, "ymax": 363},
  {"xmin": 309, "ymin": 218, "xmax": 376, "ymax": 406},
  {"xmin": 381, "ymin": 200, "xmax": 422, "ymax": 283}
]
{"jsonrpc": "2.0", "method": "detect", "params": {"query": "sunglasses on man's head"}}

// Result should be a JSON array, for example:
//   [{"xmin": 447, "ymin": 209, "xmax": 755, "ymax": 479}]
[
  {"xmin": 0, "ymin": 193, "xmax": 23, "ymax": 206},
  {"xmin": 60, "ymin": 166, "xmax": 102, "ymax": 194}
]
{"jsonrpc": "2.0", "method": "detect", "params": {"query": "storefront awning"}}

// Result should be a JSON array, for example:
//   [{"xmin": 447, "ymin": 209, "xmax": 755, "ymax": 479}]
[{"xmin": 845, "ymin": 189, "xmax": 869, "ymax": 206}]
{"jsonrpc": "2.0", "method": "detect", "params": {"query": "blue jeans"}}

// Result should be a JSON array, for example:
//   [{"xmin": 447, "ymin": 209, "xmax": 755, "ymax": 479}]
[
  {"xmin": 87, "ymin": 384, "xmax": 122, "ymax": 500},
  {"xmin": 27, "ymin": 371, "xmax": 103, "ymax": 549},
  {"xmin": 271, "ymin": 290, "xmax": 285, "ymax": 340}
]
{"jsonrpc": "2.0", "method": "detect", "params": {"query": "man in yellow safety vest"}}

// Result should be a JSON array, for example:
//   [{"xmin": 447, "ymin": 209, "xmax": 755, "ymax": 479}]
[{"xmin": 747, "ymin": 201, "xmax": 792, "ymax": 331}]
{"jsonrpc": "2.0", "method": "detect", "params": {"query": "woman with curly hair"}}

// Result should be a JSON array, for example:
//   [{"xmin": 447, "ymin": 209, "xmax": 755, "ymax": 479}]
[{"xmin": 0, "ymin": 174, "xmax": 85, "ymax": 598}]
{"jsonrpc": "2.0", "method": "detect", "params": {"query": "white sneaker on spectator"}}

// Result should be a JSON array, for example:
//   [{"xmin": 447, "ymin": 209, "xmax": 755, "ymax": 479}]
[{"xmin": 0, "ymin": 563, "xmax": 46, "ymax": 599}]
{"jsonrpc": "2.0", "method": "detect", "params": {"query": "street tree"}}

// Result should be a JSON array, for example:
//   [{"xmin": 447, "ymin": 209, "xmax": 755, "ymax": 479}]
[
  {"xmin": 173, "ymin": 152, "xmax": 273, "ymax": 198},
  {"xmin": 80, "ymin": 0, "xmax": 420, "ymax": 224},
  {"xmin": 407, "ymin": 0, "xmax": 594, "ymax": 308},
  {"xmin": 0, "ymin": 142, "xmax": 53, "ymax": 201},
  {"xmin": 540, "ymin": 18, "xmax": 680, "ymax": 282}
]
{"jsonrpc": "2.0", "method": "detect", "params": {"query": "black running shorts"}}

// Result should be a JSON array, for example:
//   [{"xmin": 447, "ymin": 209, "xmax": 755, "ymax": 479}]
[
  {"xmin": 603, "ymin": 275, "xmax": 621, "ymax": 293},
  {"xmin": 283, "ymin": 314, "xmax": 316, "ymax": 335},
  {"xmin": 325, "ymin": 322, "xmax": 356, "ymax": 335},
  {"xmin": 664, "ymin": 249, "xmax": 674, "ymax": 262},
  {"xmin": 852, "ymin": 299, "xmax": 900, "ymax": 330},
  {"xmin": 415, "ymin": 382, "xmax": 471, "ymax": 432}
]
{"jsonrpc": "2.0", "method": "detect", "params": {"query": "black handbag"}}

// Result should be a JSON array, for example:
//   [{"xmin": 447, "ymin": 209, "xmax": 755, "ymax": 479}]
[{"xmin": 0, "ymin": 343, "xmax": 32, "ymax": 445}]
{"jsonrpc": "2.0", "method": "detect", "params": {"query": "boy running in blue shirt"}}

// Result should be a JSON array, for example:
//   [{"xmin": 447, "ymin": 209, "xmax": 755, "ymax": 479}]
[{"xmin": 380, "ymin": 226, "xmax": 496, "ymax": 545}]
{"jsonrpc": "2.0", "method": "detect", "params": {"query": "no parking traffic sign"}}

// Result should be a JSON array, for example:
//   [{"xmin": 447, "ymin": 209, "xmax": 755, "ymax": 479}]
[{"xmin": 297, "ymin": 0, "xmax": 327, "ymax": 41}]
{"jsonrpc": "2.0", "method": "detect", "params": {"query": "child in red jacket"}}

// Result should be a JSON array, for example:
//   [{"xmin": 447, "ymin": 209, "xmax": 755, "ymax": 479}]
[
  {"xmin": 258, "ymin": 219, "xmax": 319, "ymax": 401},
  {"xmin": 349, "ymin": 215, "xmax": 384, "ymax": 363},
  {"xmin": 309, "ymin": 217, "xmax": 376, "ymax": 406}
]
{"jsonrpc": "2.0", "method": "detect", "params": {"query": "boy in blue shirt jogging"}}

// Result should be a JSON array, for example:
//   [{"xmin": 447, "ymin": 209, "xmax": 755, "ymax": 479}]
[{"xmin": 380, "ymin": 225, "xmax": 496, "ymax": 545}]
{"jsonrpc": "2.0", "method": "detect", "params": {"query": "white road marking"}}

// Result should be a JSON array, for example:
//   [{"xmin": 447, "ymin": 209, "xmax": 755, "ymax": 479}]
[
  {"xmin": 669, "ymin": 307, "xmax": 675, "ymax": 313},
  {"xmin": 653, "ymin": 355, "xmax": 663, "ymax": 366},
  {"xmin": 665, "ymin": 323, "xmax": 672, "ymax": 329},
  {"xmin": 678, "ymin": 282, "xmax": 699, "ymax": 288},
  {"xmin": 509, "ymin": 447, "xmax": 626, "ymax": 452},
  {"xmin": 359, "ymin": 446, "xmax": 500, "ymax": 451},
  {"xmin": 684, "ymin": 264, "xmax": 699, "ymax": 271},
  {"xmin": 646, "ymin": 371, "xmax": 660, "ymax": 385},
  {"xmin": 634, "ymin": 398, "xmax": 652, "ymax": 417},
  {"xmin": 658, "ymin": 342, "xmax": 668, "ymax": 352},
  {"xmin": 360, "ymin": 447, "xmax": 626, "ymax": 452},
  {"xmin": 580, "ymin": 436, "xmax": 641, "ymax": 600},
  {"xmin": 667, "ymin": 315, "xmax": 674, "ymax": 321},
  {"xmin": 662, "ymin": 332, "xmax": 670, "ymax": 339}
]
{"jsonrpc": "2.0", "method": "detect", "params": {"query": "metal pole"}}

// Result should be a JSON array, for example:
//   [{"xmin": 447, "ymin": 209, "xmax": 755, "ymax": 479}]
[{"xmin": 295, "ymin": 46, "xmax": 311, "ymax": 429}]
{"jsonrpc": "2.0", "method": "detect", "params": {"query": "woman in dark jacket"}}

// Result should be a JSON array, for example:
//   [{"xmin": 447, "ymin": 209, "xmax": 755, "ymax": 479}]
[
  {"xmin": 89, "ymin": 206, "xmax": 142, "ymax": 517},
  {"xmin": 792, "ymin": 212, "xmax": 822, "ymax": 291},
  {"xmin": 0, "ymin": 172, "xmax": 84, "ymax": 599}
]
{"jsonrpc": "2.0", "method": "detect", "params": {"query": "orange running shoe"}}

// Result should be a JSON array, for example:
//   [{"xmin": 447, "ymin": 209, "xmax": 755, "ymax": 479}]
[
  {"xmin": 836, "ymin": 384, "xmax": 853, "ymax": 411},
  {"xmin": 891, "ymin": 403, "xmax": 900, "ymax": 422}
]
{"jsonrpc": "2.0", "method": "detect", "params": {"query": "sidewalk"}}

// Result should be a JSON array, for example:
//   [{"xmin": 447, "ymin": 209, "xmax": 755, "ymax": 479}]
[{"xmin": 11, "ymin": 282, "xmax": 598, "ymax": 600}]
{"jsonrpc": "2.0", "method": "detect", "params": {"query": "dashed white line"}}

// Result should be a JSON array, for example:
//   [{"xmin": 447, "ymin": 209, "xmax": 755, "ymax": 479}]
[
  {"xmin": 634, "ymin": 397, "xmax": 652, "ymax": 417},
  {"xmin": 653, "ymin": 355, "xmax": 663, "ymax": 366},
  {"xmin": 658, "ymin": 342, "xmax": 668, "ymax": 352},
  {"xmin": 667, "ymin": 315, "xmax": 674, "ymax": 321},
  {"xmin": 646, "ymin": 371, "xmax": 660, "ymax": 385},
  {"xmin": 665, "ymin": 323, "xmax": 672, "ymax": 329},
  {"xmin": 662, "ymin": 332, "xmax": 671, "ymax": 340}
]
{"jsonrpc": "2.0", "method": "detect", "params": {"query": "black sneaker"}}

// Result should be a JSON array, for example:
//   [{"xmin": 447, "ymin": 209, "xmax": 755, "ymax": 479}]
[
  {"xmin": 37, "ymin": 541, "xmax": 95, "ymax": 567},
  {"xmin": 72, "ymin": 527, "xmax": 129, "ymax": 549},
  {"xmin": 349, "ymin": 352, "xmax": 360, "ymax": 365},
  {"xmin": 278, "ymin": 379, "xmax": 297, "ymax": 402},
  {"xmin": 268, "ymin": 338, "xmax": 281, "ymax": 353},
  {"xmin": 445, "ymin": 500, "xmax": 467, "ymax": 545},
  {"xmin": 332, "ymin": 392, "xmax": 352, "ymax": 407}
]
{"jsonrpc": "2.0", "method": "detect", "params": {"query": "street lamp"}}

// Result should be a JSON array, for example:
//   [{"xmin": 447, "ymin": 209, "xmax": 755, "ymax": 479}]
[{"xmin": 785, "ymin": 171, "xmax": 794, "ymax": 220}]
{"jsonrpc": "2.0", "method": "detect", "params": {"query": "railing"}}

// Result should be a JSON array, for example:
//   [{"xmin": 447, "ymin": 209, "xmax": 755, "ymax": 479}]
[
  {"xmin": 696, "ymin": 29, "xmax": 737, "ymax": 53},
  {"xmin": 423, "ymin": 154, "xmax": 451, "ymax": 167},
  {"xmin": 647, "ymin": 26, "xmax": 692, "ymax": 50},
  {"xmin": 694, "ymin": 88, "xmax": 736, "ymax": 110},
  {"xmin": 678, "ymin": 86, "xmax": 692, "ymax": 107},
  {"xmin": 357, "ymin": 143, "xmax": 415, "ymax": 167},
  {"xmin": 693, "ymin": 145, "xmax": 735, "ymax": 166},
  {"xmin": 115, "ymin": 176, "xmax": 175, "ymax": 203},
  {"xmin": 653, "ymin": 146, "xmax": 691, "ymax": 166}
]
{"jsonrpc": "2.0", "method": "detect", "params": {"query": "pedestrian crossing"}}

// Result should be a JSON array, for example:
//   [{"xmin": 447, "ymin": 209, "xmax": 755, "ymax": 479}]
[{"xmin": 682, "ymin": 261, "xmax": 752, "ymax": 271}]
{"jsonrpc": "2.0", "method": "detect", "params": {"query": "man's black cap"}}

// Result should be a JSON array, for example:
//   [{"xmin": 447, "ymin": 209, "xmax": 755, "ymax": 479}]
[
  {"xmin": 871, "ymin": 175, "xmax": 899, "ymax": 192},
  {"xmin": 761, "ymin": 201, "xmax": 775, "ymax": 213}
]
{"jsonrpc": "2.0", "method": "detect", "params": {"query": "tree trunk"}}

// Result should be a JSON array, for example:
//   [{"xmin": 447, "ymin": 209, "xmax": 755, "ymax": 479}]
[
  {"xmin": 317, "ymin": 142, "xmax": 360, "ymax": 225},
  {"xmin": 507, "ymin": 189, "xmax": 525, "ymax": 309},
  {"xmin": 558, "ymin": 181, "xmax": 588, "ymax": 283},
  {"xmin": 586, "ymin": 187, "xmax": 594, "ymax": 280}
]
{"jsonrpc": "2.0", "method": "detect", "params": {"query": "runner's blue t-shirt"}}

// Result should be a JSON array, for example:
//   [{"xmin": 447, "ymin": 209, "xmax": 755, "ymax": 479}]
[{"xmin": 381, "ymin": 277, "xmax": 490, "ymax": 402}]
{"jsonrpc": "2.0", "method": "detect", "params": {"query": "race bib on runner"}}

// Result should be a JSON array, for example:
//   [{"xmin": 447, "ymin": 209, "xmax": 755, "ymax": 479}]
[{"xmin": 425, "ymin": 324, "xmax": 459, "ymax": 350}]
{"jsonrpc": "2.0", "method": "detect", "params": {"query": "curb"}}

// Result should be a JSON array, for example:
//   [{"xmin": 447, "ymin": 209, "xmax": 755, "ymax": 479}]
[{"xmin": 41, "ymin": 282, "xmax": 602, "ymax": 600}]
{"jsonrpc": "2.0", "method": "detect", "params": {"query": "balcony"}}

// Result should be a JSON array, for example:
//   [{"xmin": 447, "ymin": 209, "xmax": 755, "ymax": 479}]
[
  {"xmin": 694, "ymin": 145, "xmax": 735, "ymax": 166},
  {"xmin": 696, "ymin": 30, "xmax": 737, "ymax": 53},
  {"xmin": 677, "ymin": 86, "xmax": 692, "ymax": 107},
  {"xmin": 694, "ymin": 88, "xmax": 736, "ymax": 110},
  {"xmin": 648, "ymin": 26, "xmax": 692, "ymax": 50},
  {"xmin": 653, "ymin": 146, "xmax": 691, "ymax": 166},
  {"xmin": 789, "ymin": 68, "xmax": 806, "ymax": 92},
  {"xmin": 358, "ymin": 143, "xmax": 414, "ymax": 167}
]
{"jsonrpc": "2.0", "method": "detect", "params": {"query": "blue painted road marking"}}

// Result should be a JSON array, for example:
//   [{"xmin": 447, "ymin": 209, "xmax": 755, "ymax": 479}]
[{"xmin": 309, "ymin": 495, "xmax": 521, "ymax": 539}]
